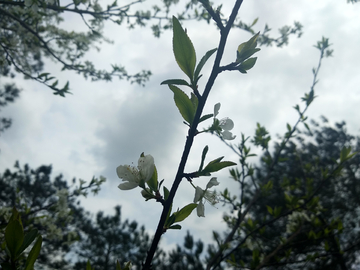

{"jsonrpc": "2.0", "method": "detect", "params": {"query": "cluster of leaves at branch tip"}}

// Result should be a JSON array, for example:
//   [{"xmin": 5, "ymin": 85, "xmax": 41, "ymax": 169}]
[
  {"xmin": 236, "ymin": 32, "xmax": 261, "ymax": 74},
  {"xmin": 2, "ymin": 207, "xmax": 42, "ymax": 270},
  {"xmin": 197, "ymin": 145, "xmax": 236, "ymax": 177},
  {"xmin": 161, "ymin": 16, "xmax": 217, "ymax": 126}
]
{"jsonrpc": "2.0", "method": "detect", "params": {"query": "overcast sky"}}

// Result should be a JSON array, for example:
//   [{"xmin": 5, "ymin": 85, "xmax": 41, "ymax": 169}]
[{"xmin": 1, "ymin": 0, "xmax": 360, "ymax": 251}]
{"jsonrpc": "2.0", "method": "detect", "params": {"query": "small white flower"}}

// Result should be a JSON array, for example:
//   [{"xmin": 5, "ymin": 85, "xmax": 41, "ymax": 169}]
[
  {"xmin": 219, "ymin": 117, "xmax": 234, "ymax": 130},
  {"xmin": 286, "ymin": 210, "xmax": 311, "ymax": 233},
  {"xmin": 212, "ymin": 103, "xmax": 236, "ymax": 140},
  {"xmin": 219, "ymin": 118, "xmax": 236, "ymax": 140},
  {"xmin": 193, "ymin": 178, "xmax": 220, "ymax": 217},
  {"xmin": 117, "ymin": 154, "xmax": 155, "ymax": 190}
]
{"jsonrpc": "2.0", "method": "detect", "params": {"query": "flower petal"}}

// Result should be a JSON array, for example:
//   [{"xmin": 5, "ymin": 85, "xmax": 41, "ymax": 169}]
[
  {"xmin": 214, "ymin": 103, "xmax": 221, "ymax": 117},
  {"xmin": 117, "ymin": 165, "xmax": 139, "ymax": 183},
  {"xmin": 219, "ymin": 118, "xmax": 234, "ymax": 130},
  {"xmin": 206, "ymin": 177, "xmax": 219, "ymax": 189},
  {"xmin": 196, "ymin": 201, "xmax": 205, "ymax": 217},
  {"xmin": 222, "ymin": 130, "xmax": 236, "ymax": 140},
  {"xmin": 194, "ymin": 186, "xmax": 204, "ymax": 203},
  {"xmin": 118, "ymin": 181, "xmax": 139, "ymax": 190},
  {"xmin": 138, "ymin": 155, "xmax": 155, "ymax": 182}
]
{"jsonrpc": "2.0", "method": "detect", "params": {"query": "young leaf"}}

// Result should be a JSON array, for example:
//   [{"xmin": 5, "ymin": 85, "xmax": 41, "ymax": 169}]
[
  {"xmin": 161, "ymin": 79, "xmax": 190, "ymax": 86},
  {"xmin": 199, "ymin": 113, "xmax": 213, "ymax": 123},
  {"xmin": 116, "ymin": 260, "xmax": 122, "ymax": 270},
  {"xmin": 194, "ymin": 48, "xmax": 217, "ymax": 84},
  {"xmin": 198, "ymin": 145, "xmax": 209, "ymax": 172},
  {"xmin": 190, "ymin": 92, "xmax": 198, "ymax": 111},
  {"xmin": 18, "ymin": 229, "xmax": 38, "ymax": 255},
  {"xmin": 163, "ymin": 186, "xmax": 170, "ymax": 201},
  {"xmin": 172, "ymin": 16, "xmax": 196, "ymax": 80},
  {"xmin": 5, "ymin": 220, "xmax": 24, "ymax": 259},
  {"xmin": 173, "ymin": 203, "xmax": 198, "ymax": 223},
  {"xmin": 238, "ymin": 57, "xmax": 257, "ymax": 73},
  {"xmin": 251, "ymin": 18, "xmax": 259, "ymax": 27},
  {"xmin": 147, "ymin": 165, "xmax": 158, "ymax": 192},
  {"xmin": 165, "ymin": 213, "xmax": 176, "ymax": 228},
  {"xmin": 202, "ymin": 161, "xmax": 237, "ymax": 174},
  {"xmin": 169, "ymin": 224, "xmax": 182, "ymax": 230},
  {"xmin": 87, "ymin": 261, "xmax": 94, "ymax": 270},
  {"xmin": 169, "ymin": 84, "xmax": 195, "ymax": 125},
  {"xmin": 24, "ymin": 235, "xmax": 42, "ymax": 270},
  {"xmin": 236, "ymin": 32, "xmax": 261, "ymax": 63}
]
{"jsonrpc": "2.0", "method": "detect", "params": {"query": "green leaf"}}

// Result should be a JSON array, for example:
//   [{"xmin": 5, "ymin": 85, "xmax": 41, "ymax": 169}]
[
  {"xmin": 116, "ymin": 260, "xmax": 122, "ymax": 270},
  {"xmin": 198, "ymin": 145, "xmax": 209, "ymax": 172},
  {"xmin": 237, "ymin": 47, "xmax": 260, "ymax": 62},
  {"xmin": 169, "ymin": 84, "xmax": 195, "ymax": 124},
  {"xmin": 236, "ymin": 32, "xmax": 261, "ymax": 63},
  {"xmin": 161, "ymin": 79, "xmax": 190, "ymax": 86},
  {"xmin": 169, "ymin": 224, "xmax": 182, "ymax": 230},
  {"xmin": 266, "ymin": 205, "xmax": 273, "ymax": 215},
  {"xmin": 202, "ymin": 161, "xmax": 237, "ymax": 174},
  {"xmin": 38, "ymin": 72, "xmax": 50, "ymax": 78},
  {"xmin": 147, "ymin": 165, "xmax": 158, "ymax": 192},
  {"xmin": 238, "ymin": 57, "xmax": 257, "ymax": 73},
  {"xmin": 194, "ymin": 48, "xmax": 217, "ymax": 84},
  {"xmin": 339, "ymin": 146, "xmax": 356, "ymax": 163},
  {"xmin": 199, "ymin": 113, "xmax": 213, "ymax": 123},
  {"xmin": 190, "ymin": 92, "xmax": 198, "ymax": 111},
  {"xmin": 173, "ymin": 203, "xmax": 198, "ymax": 223},
  {"xmin": 286, "ymin": 123, "xmax": 292, "ymax": 132},
  {"xmin": 251, "ymin": 17, "xmax": 259, "ymax": 27},
  {"xmin": 274, "ymin": 206, "xmax": 282, "ymax": 217},
  {"xmin": 24, "ymin": 235, "xmax": 42, "ymax": 270},
  {"xmin": 165, "ymin": 213, "xmax": 176, "ymax": 228},
  {"xmin": 172, "ymin": 16, "xmax": 196, "ymax": 80},
  {"xmin": 238, "ymin": 67, "xmax": 247, "ymax": 74},
  {"xmin": 86, "ymin": 260, "xmax": 94, "ymax": 270},
  {"xmin": 5, "ymin": 220, "xmax": 24, "ymax": 259},
  {"xmin": 163, "ymin": 186, "xmax": 170, "ymax": 201},
  {"xmin": 123, "ymin": 261, "xmax": 132, "ymax": 270},
  {"xmin": 18, "ymin": 229, "xmax": 38, "ymax": 255}
]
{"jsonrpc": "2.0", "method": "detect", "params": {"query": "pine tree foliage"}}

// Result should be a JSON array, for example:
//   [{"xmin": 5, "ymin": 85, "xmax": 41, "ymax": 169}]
[{"xmin": 220, "ymin": 118, "xmax": 360, "ymax": 269}]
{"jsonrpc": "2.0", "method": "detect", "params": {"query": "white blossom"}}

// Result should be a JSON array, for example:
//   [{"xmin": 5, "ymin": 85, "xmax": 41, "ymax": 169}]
[
  {"xmin": 193, "ymin": 178, "xmax": 220, "ymax": 217},
  {"xmin": 56, "ymin": 188, "xmax": 69, "ymax": 218},
  {"xmin": 213, "ymin": 103, "xmax": 236, "ymax": 140},
  {"xmin": 117, "ymin": 154, "xmax": 155, "ymax": 190},
  {"xmin": 286, "ymin": 210, "xmax": 311, "ymax": 233}
]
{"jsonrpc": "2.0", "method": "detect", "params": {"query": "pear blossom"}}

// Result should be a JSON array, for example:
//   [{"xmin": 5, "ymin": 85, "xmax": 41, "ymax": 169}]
[
  {"xmin": 117, "ymin": 154, "xmax": 155, "ymax": 190},
  {"xmin": 193, "ymin": 177, "xmax": 220, "ymax": 217}
]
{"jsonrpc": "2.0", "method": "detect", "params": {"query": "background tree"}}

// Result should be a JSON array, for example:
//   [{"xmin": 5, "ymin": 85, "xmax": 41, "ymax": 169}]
[
  {"xmin": 158, "ymin": 231, "xmax": 205, "ymax": 270},
  {"xmin": 0, "ymin": 162, "xmax": 158, "ymax": 269},
  {"xmin": 0, "ymin": 82, "xmax": 19, "ymax": 134},
  {"xmin": 206, "ymin": 117, "xmax": 360, "ymax": 269},
  {"xmin": 73, "ymin": 205, "xmax": 158, "ymax": 270}
]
